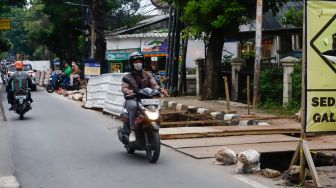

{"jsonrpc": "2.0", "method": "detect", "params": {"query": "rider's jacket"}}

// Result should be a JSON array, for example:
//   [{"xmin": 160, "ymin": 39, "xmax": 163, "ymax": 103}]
[
  {"xmin": 121, "ymin": 70, "xmax": 159, "ymax": 95},
  {"xmin": 6, "ymin": 71, "xmax": 32, "ymax": 92}
]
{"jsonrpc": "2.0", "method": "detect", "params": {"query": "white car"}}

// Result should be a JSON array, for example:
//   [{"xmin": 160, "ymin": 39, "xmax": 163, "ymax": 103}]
[{"xmin": 7, "ymin": 63, "xmax": 37, "ymax": 91}]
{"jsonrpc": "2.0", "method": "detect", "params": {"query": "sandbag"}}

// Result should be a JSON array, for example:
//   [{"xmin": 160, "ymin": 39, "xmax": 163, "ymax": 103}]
[
  {"xmin": 236, "ymin": 149, "xmax": 260, "ymax": 174},
  {"xmin": 214, "ymin": 147, "xmax": 237, "ymax": 165}
]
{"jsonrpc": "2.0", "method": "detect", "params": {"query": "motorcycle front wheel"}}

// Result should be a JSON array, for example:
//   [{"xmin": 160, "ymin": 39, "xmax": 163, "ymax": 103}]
[
  {"xmin": 146, "ymin": 130, "xmax": 161, "ymax": 163},
  {"xmin": 46, "ymin": 84, "xmax": 54, "ymax": 93}
]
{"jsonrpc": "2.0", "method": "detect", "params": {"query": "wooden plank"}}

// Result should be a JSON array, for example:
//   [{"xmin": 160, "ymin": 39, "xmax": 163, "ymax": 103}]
[
  {"xmin": 160, "ymin": 116, "xmax": 298, "ymax": 128},
  {"xmin": 175, "ymin": 136, "xmax": 336, "ymax": 159},
  {"xmin": 302, "ymin": 140, "xmax": 322, "ymax": 188},
  {"xmin": 159, "ymin": 124, "xmax": 300, "ymax": 140},
  {"xmin": 177, "ymin": 141, "xmax": 299, "ymax": 159},
  {"xmin": 161, "ymin": 134, "xmax": 299, "ymax": 149}
]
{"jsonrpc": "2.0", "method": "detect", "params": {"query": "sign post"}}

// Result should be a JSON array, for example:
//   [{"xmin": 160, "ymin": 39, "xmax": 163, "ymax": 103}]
[
  {"xmin": 290, "ymin": 1, "xmax": 336, "ymax": 187},
  {"xmin": 0, "ymin": 18, "xmax": 11, "ymax": 30}
]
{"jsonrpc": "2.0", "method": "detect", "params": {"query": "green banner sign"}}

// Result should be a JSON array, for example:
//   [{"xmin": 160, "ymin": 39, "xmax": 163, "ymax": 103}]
[{"xmin": 106, "ymin": 48, "xmax": 140, "ymax": 61}]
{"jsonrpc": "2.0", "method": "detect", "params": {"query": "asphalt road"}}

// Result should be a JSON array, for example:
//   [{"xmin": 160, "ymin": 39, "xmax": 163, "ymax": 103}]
[{"xmin": 1, "ymin": 88, "xmax": 254, "ymax": 188}]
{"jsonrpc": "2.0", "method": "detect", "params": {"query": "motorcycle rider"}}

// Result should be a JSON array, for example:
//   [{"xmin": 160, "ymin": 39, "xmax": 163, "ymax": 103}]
[
  {"xmin": 70, "ymin": 61, "xmax": 81, "ymax": 87},
  {"xmin": 121, "ymin": 52, "xmax": 168, "ymax": 142},
  {"xmin": 6, "ymin": 61, "xmax": 33, "ymax": 111},
  {"xmin": 62, "ymin": 62, "xmax": 72, "ymax": 89}
]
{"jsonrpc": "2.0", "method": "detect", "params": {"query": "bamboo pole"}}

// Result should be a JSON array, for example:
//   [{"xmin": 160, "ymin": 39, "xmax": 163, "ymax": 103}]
[
  {"xmin": 224, "ymin": 76, "xmax": 231, "ymax": 111},
  {"xmin": 247, "ymin": 75, "xmax": 251, "ymax": 115}
]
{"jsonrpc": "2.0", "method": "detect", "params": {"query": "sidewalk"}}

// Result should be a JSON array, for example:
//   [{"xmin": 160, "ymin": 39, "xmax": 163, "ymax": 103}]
[{"xmin": 0, "ymin": 83, "xmax": 20, "ymax": 188}]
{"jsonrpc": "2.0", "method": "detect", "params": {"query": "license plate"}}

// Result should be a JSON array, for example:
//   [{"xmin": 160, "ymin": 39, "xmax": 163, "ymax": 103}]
[
  {"xmin": 15, "ymin": 95, "xmax": 26, "ymax": 100},
  {"xmin": 141, "ymin": 99, "xmax": 160, "ymax": 105}
]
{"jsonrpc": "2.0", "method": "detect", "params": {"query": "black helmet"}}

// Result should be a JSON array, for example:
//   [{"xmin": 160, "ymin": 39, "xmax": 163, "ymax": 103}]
[{"xmin": 128, "ymin": 51, "xmax": 144, "ymax": 71}]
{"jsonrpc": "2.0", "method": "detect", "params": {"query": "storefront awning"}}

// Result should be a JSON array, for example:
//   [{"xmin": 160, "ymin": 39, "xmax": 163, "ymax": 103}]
[{"xmin": 142, "ymin": 51, "xmax": 167, "ymax": 57}]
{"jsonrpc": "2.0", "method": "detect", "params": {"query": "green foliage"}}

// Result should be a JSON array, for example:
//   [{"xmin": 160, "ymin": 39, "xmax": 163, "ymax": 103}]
[
  {"xmin": 281, "ymin": 7, "xmax": 303, "ymax": 27},
  {"xmin": 0, "ymin": 0, "xmax": 27, "ymax": 53},
  {"xmin": 258, "ymin": 62, "xmax": 302, "ymax": 114},
  {"xmin": 0, "ymin": 37, "xmax": 11, "ymax": 52},
  {"xmin": 259, "ymin": 67, "xmax": 283, "ymax": 105},
  {"xmin": 292, "ymin": 61, "xmax": 302, "ymax": 107},
  {"xmin": 221, "ymin": 54, "xmax": 232, "ymax": 71}
]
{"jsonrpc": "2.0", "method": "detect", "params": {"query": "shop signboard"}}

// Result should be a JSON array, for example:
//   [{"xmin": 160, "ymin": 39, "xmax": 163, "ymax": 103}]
[
  {"xmin": 106, "ymin": 48, "xmax": 140, "ymax": 61},
  {"xmin": 0, "ymin": 19, "xmax": 11, "ymax": 30},
  {"xmin": 84, "ymin": 59, "xmax": 100, "ymax": 79}
]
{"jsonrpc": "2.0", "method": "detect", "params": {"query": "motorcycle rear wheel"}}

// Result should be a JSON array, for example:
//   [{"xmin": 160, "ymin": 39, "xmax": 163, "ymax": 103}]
[
  {"xmin": 126, "ymin": 146, "xmax": 135, "ymax": 154},
  {"xmin": 146, "ymin": 131, "xmax": 161, "ymax": 163},
  {"xmin": 19, "ymin": 106, "xmax": 24, "ymax": 120},
  {"xmin": 46, "ymin": 84, "xmax": 54, "ymax": 93}
]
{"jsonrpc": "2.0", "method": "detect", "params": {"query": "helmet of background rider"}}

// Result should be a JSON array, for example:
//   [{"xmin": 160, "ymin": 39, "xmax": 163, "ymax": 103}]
[
  {"xmin": 15, "ymin": 61, "xmax": 24, "ymax": 71},
  {"xmin": 128, "ymin": 52, "xmax": 145, "ymax": 72}
]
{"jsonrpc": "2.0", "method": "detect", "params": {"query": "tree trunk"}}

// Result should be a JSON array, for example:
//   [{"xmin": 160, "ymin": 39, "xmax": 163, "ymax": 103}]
[
  {"xmin": 179, "ymin": 33, "xmax": 188, "ymax": 96},
  {"xmin": 92, "ymin": 0, "xmax": 108, "ymax": 73},
  {"xmin": 203, "ymin": 29, "xmax": 225, "ymax": 100}
]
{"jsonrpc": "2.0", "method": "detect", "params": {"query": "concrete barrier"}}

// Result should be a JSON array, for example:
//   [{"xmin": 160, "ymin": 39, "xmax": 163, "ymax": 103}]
[
  {"xmin": 85, "ymin": 73, "xmax": 127, "ymax": 116},
  {"xmin": 103, "ymin": 74, "xmax": 126, "ymax": 116}
]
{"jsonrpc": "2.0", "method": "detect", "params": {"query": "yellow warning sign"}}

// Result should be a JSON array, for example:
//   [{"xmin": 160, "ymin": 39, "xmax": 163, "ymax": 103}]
[
  {"xmin": 307, "ymin": 1, "xmax": 336, "ymax": 132},
  {"xmin": 0, "ymin": 19, "xmax": 11, "ymax": 30}
]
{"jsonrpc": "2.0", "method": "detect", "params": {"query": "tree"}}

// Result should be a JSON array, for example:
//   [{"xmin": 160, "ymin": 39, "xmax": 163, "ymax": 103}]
[
  {"xmin": 0, "ymin": 0, "xmax": 26, "ymax": 54},
  {"xmin": 90, "ymin": 0, "xmax": 141, "ymax": 73},
  {"xmin": 281, "ymin": 7, "xmax": 303, "ymax": 27},
  {"xmin": 169, "ymin": 0, "xmax": 288, "ymax": 100}
]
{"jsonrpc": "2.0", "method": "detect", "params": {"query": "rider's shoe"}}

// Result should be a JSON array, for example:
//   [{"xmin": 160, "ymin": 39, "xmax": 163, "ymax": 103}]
[
  {"xmin": 129, "ymin": 130, "xmax": 136, "ymax": 143},
  {"xmin": 8, "ymin": 106, "xmax": 14, "ymax": 111}
]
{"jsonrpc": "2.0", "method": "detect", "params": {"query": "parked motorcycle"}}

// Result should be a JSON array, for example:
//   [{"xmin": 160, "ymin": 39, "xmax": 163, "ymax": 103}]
[
  {"xmin": 46, "ymin": 73, "xmax": 80, "ymax": 93},
  {"xmin": 13, "ymin": 88, "xmax": 31, "ymax": 120},
  {"xmin": 117, "ymin": 88, "xmax": 162, "ymax": 163}
]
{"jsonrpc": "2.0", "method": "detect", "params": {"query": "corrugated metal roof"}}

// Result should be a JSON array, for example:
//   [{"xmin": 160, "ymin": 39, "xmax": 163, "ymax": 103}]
[
  {"xmin": 109, "ymin": 33, "xmax": 168, "ymax": 39},
  {"xmin": 106, "ymin": 14, "xmax": 169, "ymax": 36}
]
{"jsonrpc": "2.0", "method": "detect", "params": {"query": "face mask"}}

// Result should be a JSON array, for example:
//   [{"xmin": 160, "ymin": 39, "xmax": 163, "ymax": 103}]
[{"xmin": 133, "ymin": 63, "xmax": 142, "ymax": 71}]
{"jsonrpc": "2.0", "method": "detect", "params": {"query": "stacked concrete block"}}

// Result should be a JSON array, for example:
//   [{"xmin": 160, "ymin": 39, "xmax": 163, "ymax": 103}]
[{"xmin": 224, "ymin": 114, "xmax": 241, "ymax": 126}]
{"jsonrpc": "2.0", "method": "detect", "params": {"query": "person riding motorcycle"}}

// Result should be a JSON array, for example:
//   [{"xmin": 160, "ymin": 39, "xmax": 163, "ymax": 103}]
[
  {"xmin": 6, "ymin": 61, "xmax": 33, "ymax": 111},
  {"xmin": 70, "ymin": 61, "xmax": 81, "ymax": 86},
  {"xmin": 121, "ymin": 52, "xmax": 168, "ymax": 142},
  {"xmin": 62, "ymin": 62, "xmax": 72, "ymax": 89}
]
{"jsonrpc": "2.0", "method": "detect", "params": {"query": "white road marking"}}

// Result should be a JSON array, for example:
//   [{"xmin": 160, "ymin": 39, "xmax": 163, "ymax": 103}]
[{"xmin": 233, "ymin": 175, "xmax": 269, "ymax": 188}]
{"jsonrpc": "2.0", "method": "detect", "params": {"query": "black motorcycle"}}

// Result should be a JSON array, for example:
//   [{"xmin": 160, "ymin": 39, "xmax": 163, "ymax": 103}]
[
  {"xmin": 13, "ymin": 88, "xmax": 31, "ymax": 120},
  {"xmin": 46, "ymin": 73, "xmax": 80, "ymax": 93},
  {"xmin": 118, "ymin": 88, "xmax": 162, "ymax": 163}
]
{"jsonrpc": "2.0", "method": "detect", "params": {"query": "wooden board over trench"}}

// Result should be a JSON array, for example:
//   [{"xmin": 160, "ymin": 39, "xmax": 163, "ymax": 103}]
[
  {"xmin": 159, "ymin": 124, "xmax": 300, "ymax": 140},
  {"xmin": 161, "ymin": 135, "xmax": 336, "ymax": 159}
]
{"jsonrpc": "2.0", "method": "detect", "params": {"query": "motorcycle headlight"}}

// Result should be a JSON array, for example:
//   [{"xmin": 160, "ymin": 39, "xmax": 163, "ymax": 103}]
[{"xmin": 144, "ymin": 110, "xmax": 159, "ymax": 121}]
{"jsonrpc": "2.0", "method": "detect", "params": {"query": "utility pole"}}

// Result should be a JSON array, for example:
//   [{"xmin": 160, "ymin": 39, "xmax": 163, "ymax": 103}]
[
  {"xmin": 90, "ymin": 10, "xmax": 95, "ymax": 59},
  {"xmin": 171, "ymin": 8, "xmax": 181, "ymax": 97},
  {"xmin": 168, "ymin": 7, "xmax": 177, "ymax": 89},
  {"xmin": 253, "ymin": 0, "xmax": 263, "ymax": 111},
  {"xmin": 165, "ymin": 2, "xmax": 173, "ymax": 88}
]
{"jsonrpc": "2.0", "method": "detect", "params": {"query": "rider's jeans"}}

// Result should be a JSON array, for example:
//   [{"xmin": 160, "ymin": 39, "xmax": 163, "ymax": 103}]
[
  {"xmin": 70, "ymin": 74, "xmax": 79, "ymax": 86},
  {"xmin": 125, "ymin": 99, "xmax": 137, "ymax": 130},
  {"xmin": 62, "ymin": 76, "xmax": 70, "ymax": 89}
]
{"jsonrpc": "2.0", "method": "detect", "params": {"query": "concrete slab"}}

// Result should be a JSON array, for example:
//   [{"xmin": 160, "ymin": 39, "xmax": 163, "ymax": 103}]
[{"xmin": 0, "ymin": 176, "xmax": 19, "ymax": 188}]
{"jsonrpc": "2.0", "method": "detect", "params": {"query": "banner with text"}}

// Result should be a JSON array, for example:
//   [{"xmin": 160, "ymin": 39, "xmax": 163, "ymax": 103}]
[{"xmin": 307, "ymin": 1, "xmax": 336, "ymax": 132}]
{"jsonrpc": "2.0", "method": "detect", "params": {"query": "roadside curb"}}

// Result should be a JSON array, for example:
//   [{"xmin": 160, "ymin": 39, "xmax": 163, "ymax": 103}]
[
  {"xmin": 161, "ymin": 99, "xmax": 221, "ymax": 117},
  {"xmin": 0, "ymin": 176, "xmax": 20, "ymax": 188},
  {"xmin": 161, "ymin": 99, "xmax": 271, "ymax": 126},
  {"xmin": 0, "ymin": 84, "xmax": 6, "ymax": 121}
]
